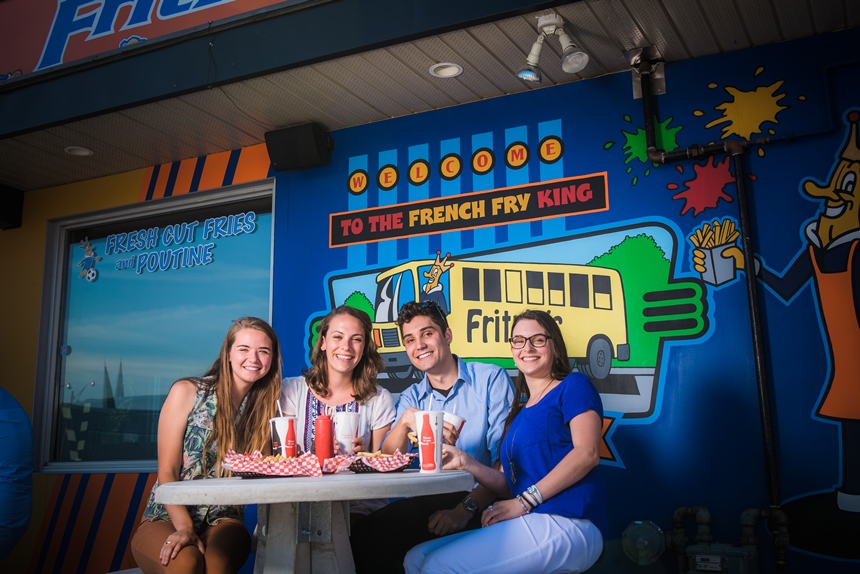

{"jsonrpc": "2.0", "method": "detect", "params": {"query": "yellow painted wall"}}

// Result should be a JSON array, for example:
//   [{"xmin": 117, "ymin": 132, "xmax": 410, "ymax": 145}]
[{"xmin": 0, "ymin": 170, "xmax": 143, "ymax": 570}]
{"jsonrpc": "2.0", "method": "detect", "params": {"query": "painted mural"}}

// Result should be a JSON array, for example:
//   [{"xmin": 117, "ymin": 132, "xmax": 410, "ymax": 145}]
[
  {"xmin": 14, "ymin": 27, "xmax": 860, "ymax": 574},
  {"xmin": 270, "ymin": 30, "xmax": 860, "ymax": 572}
]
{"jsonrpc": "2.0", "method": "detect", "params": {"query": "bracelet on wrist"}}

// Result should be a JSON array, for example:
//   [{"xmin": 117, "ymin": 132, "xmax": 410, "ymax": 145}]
[
  {"xmin": 521, "ymin": 490, "xmax": 538, "ymax": 509},
  {"xmin": 526, "ymin": 484, "xmax": 543, "ymax": 506},
  {"xmin": 516, "ymin": 495, "xmax": 531, "ymax": 514}
]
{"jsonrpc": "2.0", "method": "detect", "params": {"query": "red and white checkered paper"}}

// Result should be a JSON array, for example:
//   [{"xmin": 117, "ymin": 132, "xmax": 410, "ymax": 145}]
[
  {"xmin": 347, "ymin": 450, "xmax": 416, "ymax": 473},
  {"xmin": 321, "ymin": 454, "xmax": 354, "ymax": 474},
  {"xmin": 223, "ymin": 450, "xmax": 322, "ymax": 477}
]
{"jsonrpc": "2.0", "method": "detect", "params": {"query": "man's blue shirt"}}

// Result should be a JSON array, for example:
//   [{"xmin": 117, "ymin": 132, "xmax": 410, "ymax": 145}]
[{"xmin": 391, "ymin": 356, "xmax": 514, "ymax": 467}]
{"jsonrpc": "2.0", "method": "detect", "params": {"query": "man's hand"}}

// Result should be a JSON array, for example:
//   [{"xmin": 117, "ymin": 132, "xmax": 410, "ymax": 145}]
[
  {"xmin": 441, "ymin": 420, "xmax": 460, "ymax": 446},
  {"xmin": 427, "ymin": 506, "xmax": 472, "ymax": 536}
]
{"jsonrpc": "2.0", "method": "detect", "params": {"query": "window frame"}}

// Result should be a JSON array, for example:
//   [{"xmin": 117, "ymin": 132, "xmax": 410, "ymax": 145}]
[{"xmin": 32, "ymin": 181, "xmax": 275, "ymax": 474}]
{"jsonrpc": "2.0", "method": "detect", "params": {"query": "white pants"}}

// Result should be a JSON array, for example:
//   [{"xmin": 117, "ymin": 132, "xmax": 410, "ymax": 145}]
[{"xmin": 403, "ymin": 513, "xmax": 603, "ymax": 574}]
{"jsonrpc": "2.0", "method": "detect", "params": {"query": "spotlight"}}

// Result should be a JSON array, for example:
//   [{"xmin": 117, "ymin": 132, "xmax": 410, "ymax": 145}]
[{"xmin": 517, "ymin": 13, "xmax": 589, "ymax": 83}]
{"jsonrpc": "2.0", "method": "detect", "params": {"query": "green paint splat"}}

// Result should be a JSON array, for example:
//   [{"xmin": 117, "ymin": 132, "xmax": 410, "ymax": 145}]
[{"xmin": 621, "ymin": 116, "xmax": 683, "ymax": 167}]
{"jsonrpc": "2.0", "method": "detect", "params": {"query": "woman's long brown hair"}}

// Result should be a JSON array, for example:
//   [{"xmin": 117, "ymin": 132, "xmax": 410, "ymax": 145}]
[
  {"xmin": 304, "ymin": 305, "xmax": 385, "ymax": 403},
  {"xmin": 198, "ymin": 317, "xmax": 283, "ymax": 476}
]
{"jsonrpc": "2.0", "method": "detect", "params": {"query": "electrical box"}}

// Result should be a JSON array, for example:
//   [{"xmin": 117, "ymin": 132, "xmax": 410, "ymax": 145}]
[{"xmin": 686, "ymin": 543, "xmax": 758, "ymax": 573}]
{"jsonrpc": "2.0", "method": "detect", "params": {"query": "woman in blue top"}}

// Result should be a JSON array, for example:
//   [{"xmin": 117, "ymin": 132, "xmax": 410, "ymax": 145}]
[{"xmin": 404, "ymin": 309, "xmax": 607, "ymax": 574}]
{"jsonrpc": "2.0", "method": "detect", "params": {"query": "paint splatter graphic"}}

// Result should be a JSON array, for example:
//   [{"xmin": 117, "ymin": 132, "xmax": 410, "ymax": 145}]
[
  {"xmin": 605, "ymin": 114, "xmax": 683, "ymax": 185},
  {"xmin": 692, "ymin": 68, "xmax": 792, "ymax": 159},
  {"xmin": 668, "ymin": 156, "xmax": 735, "ymax": 216}
]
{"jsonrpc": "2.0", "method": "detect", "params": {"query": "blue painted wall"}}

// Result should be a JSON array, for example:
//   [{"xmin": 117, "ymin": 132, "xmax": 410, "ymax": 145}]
[{"xmin": 270, "ymin": 27, "xmax": 860, "ymax": 573}]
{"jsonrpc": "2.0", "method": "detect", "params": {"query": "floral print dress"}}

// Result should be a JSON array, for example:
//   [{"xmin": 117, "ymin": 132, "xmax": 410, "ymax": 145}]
[{"xmin": 141, "ymin": 381, "xmax": 246, "ymax": 529}]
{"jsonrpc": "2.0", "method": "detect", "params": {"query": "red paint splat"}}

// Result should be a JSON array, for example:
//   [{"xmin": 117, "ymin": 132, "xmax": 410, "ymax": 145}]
[{"xmin": 672, "ymin": 156, "xmax": 735, "ymax": 216}]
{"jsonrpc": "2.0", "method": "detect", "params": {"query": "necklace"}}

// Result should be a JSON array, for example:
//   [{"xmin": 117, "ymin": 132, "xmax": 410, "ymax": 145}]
[{"xmin": 507, "ymin": 377, "xmax": 555, "ymax": 484}]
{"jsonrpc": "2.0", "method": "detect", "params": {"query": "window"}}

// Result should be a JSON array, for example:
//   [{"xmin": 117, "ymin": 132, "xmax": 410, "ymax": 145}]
[
  {"xmin": 593, "ymin": 274, "xmax": 613, "ymax": 310},
  {"xmin": 526, "ymin": 271, "xmax": 544, "ymax": 305},
  {"xmin": 569, "ymin": 273, "xmax": 589, "ymax": 308},
  {"xmin": 34, "ymin": 183, "xmax": 273, "ymax": 472}
]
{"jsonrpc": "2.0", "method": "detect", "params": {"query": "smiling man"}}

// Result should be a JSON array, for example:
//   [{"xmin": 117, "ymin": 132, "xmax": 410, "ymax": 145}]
[{"xmin": 350, "ymin": 300, "xmax": 514, "ymax": 574}]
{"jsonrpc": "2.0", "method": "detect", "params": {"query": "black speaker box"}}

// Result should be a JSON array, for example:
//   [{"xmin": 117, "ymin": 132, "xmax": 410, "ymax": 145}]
[
  {"xmin": 264, "ymin": 122, "xmax": 334, "ymax": 172},
  {"xmin": 0, "ymin": 184, "xmax": 24, "ymax": 230}
]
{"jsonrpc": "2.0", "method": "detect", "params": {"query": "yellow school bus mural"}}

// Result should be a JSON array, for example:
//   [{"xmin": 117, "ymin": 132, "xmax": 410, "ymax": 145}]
[{"xmin": 370, "ymin": 255, "xmax": 630, "ymax": 381}]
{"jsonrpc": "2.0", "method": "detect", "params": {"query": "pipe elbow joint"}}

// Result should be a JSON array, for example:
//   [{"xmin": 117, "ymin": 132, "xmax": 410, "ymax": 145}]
[{"xmin": 646, "ymin": 147, "xmax": 664, "ymax": 163}]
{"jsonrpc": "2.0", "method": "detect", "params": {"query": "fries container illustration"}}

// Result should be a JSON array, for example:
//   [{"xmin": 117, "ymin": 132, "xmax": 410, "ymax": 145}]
[{"xmin": 691, "ymin": 218, "xmax": 740, "ymax": 286}]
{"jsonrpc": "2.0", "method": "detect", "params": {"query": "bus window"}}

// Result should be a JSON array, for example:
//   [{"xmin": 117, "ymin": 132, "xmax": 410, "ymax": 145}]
[
  {"xmin": 593, "ymin": 274, "xmax": 612, "ymax": 310},
  {"xmin": 505, "ymin": 270, "xmax": 523, "ymax": 304},
  {"xmin": 375, "ymin": 274, "xmax": 401, "ymax": 322},
  {"xmin": 548, "ymin": 272, "xmax": 565, "ymax": 306},
  {"xmin": 526, "ymin": 271, "xmax": 544, "ymax": 305},
  {"xmin": 463, "ymin": 267, "xmax": 480, "ymax": 301},
  {"xmin": 569, "ymin": 273, "xmax": 589, "ymax": 308},
  {"xmin": 484, "ymin": 269, "xmax": 501, "ymax": 302},
  {"xmin": 400, "ymin": 269, "xmax": 418, "ymax": 311}
]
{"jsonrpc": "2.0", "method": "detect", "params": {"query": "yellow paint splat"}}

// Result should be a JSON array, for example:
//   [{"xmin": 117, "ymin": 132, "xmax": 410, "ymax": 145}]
[
  {"xmin": 705, "ymin": 80, "xmax": 787, "ymax": 139},
  {"xmin": 694, "ymin": 110, "xmax": 705, "ymax": 117}
]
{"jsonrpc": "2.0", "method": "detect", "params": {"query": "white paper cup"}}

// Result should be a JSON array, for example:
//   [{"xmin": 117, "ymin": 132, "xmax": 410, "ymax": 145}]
[
  {"xmin": 443, "ymin": 412, "xmax": 466, "ymax": 436},
  {"xmin": 270, "ymin": 416, "xmax": 297, "ymax": 457},
  {"xmin": 333, "ymin": 411, "xmax": 360, "ymax": 453},
  {"xmin": 414, "ymin": 410, "xmax": 444, "ymax": 473}
]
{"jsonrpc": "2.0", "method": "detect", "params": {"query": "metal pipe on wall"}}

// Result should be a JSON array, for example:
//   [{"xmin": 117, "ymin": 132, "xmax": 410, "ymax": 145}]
[{"xmin": 634, "ymin": 57, "xmax": 785, "ymax": 564}]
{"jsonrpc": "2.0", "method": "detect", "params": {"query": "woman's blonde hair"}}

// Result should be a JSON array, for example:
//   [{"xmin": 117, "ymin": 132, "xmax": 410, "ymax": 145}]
[
  {"xmin": 304, "ymin": 306, "xmax": 384, "ymax": 403},
  {"xmin": 198, "ymin": 316, "xmax": 282, "ymax": 476}
]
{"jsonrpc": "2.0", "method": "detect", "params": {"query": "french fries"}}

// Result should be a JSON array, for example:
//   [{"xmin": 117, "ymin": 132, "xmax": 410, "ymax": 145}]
[
  {"xmin": 356, "ymin": 450, "xmax": 386, "ymax": 457},
  {"xmin": 407, "ymin": 431, "xmax": 418, "ymax": 446},
  {"xmin": 690, "ymin": 218, "xmax": 739, "ymax": 248}
]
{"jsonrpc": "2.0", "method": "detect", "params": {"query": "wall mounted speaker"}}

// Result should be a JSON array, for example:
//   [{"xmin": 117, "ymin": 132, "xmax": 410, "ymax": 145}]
[
  {"xmin": 0, "ymin": 184, "xmax": 24, "ymax": 230},
  {"xmin": 264, "ymin": 122, "xmax": 334, "ymax": 172}
]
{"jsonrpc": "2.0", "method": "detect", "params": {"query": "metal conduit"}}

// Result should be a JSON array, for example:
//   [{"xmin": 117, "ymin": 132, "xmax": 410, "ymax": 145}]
[{"xmin": 634, "ymin": 56, "xmax": 785, "ymax": 558}]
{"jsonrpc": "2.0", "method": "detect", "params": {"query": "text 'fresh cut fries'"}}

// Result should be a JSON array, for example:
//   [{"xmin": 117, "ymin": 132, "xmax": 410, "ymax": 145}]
[{"xmin": 690, "ymin": 218, "xmax": 740, "ymax": 248}]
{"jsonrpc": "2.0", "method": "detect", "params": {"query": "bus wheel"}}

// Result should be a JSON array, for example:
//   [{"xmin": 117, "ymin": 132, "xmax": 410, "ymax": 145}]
[
  {"xmin": 389, "ymin": 366, "xmax": 418, "ymax": 380},
  {"xmin": 581, "ymin": 339, "xmax": 612, "ymax": 381}
]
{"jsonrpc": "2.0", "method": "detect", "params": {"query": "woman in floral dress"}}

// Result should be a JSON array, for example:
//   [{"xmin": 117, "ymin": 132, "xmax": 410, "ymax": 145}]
[{"xmin": 132, "ymin": 317, "xmax": 282, "ymax": 573}]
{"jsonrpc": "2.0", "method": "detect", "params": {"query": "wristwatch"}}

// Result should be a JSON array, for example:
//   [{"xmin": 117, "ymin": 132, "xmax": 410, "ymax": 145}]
[{"xmin": 462, "ymin": 497, "xmax": 479, "ymax": 514}]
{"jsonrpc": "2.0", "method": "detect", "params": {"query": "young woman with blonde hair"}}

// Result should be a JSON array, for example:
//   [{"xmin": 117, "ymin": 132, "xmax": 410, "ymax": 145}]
[{"xmin": 132, "ymin": 316, "xmax": 283, "ymax": 573}]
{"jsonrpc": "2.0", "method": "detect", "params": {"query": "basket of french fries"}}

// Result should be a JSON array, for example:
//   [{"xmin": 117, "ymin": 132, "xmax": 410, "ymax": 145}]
[
  {"xmin": 223, "ymin": 450, "xmax": 323, "ymax": 478},
  {"xmin": 348, "ymin": 450, "xmax": 416, "ymax": 473},
  {"xmin": 690, "ymin": 218, "xmax": 740, "ymax": 286}
]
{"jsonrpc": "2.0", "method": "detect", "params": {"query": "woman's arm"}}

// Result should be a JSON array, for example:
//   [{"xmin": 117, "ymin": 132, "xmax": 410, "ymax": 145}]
[
  {"xmin": 532, "ymin": 408, "xmax": 602, "ymax": 500},
  {"xmin": 482, "ymin": 409, "xmax": 602, "ymax": 527},
  {"xmin": 368, "ymin": 423, "xmax": 392, "ymax": 453},
  {"xmin": 156, "ymin": 380, "xmax": 206, "ymax": 564},
  {"xmin": 442, "ymin": 445, "xmax": 510, "ymax": 498}
]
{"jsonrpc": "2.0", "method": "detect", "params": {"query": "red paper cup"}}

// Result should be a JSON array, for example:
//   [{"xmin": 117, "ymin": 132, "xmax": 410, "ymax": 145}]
[{"xmin": 414, "ymin": 410, "xmax": 444, "ymax": 473}]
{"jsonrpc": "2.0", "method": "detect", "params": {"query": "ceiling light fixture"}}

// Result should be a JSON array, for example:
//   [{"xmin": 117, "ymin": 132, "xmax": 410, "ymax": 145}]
[
  {"xmin": 64, "ymin": 146, "xmax": 94, "ymax": 156},
  {"xmin": 429, "ymin": 62, "xmax": 463, "ymax": 78},
  {"xmin": 517, "ymin": 13, "xmax": 589, "ymax": 83}
]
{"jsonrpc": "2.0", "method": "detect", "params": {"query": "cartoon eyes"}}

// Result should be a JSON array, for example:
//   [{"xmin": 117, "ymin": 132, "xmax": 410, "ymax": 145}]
[{"xmin": 839, "ymin": 171, "xmax": 856, "ymax": 194}]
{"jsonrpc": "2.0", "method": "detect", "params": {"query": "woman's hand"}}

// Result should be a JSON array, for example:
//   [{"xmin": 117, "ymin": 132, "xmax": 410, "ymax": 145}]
[
  {"xmin": 441, "ymin": 444, "xmax": 471, "ymax": 471},
  {"xmin": 160, "ymin": 527, "xmax": 205, "ymax": 565},
  {"xmin": 480, "ymin": 498, "xmax": 527, "ymax": 528},
  {"xmin": 338, "ymin": 436, "xmax": 365, "ymax": 455}
]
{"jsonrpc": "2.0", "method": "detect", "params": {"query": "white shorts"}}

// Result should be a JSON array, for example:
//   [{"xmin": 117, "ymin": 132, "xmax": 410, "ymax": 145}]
[{"xmin": 404, "ymin": 513, "xmax": 603, "ymax": 574}]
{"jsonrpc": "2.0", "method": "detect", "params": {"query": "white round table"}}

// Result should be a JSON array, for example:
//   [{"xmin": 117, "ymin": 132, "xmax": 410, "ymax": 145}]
[{"xmin": 155, "ymin": 469, "xmax": 475, "ymax": 573}]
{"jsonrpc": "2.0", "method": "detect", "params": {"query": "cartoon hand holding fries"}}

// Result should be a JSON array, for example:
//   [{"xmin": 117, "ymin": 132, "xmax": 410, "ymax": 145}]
[{"xmin": 691, "ymin": 218, "xmax": 745, "ymax": 286}]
